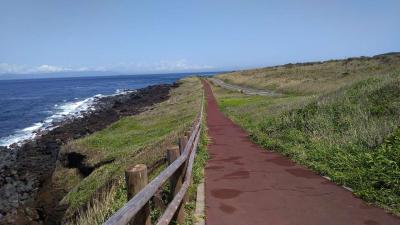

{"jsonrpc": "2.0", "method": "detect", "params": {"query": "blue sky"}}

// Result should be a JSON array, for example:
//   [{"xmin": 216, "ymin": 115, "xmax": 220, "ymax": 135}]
[{"xmin": 0, "ymin": 0, "xmax": 399, "ymax": 75}]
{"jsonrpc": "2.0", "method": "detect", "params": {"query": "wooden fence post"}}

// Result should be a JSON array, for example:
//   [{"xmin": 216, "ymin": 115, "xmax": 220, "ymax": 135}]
[
  {"xmin": 185, "ymin": 131, "xmax": 192, "ymax": 150},
  {"xmin": 167, "ymin": 146, "xmax": 185, "ymax": 223},
  {"xmin": 179, "ymin": 135, "xmax": 189, "ymax": 154},
  {"xmin": 179, "ymin": 135, "xmax": 191, "ymax": 204},
  {"xmin": 125, "ymin": 164, "xmax": 151, "ymax": 225}
]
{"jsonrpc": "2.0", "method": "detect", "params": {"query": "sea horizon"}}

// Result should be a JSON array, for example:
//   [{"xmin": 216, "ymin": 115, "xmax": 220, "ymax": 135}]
[
  {"xmin": 0, "ymin": 70, "xmax": 227, "ymax": 81},
  {"xmin": 0, "ymin": 71, "xmax": 218, "ymax": 147}
]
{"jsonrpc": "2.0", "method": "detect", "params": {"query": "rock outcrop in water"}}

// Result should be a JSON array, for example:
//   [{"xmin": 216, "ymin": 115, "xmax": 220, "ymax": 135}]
[{"xmin": 0, "ymin": 83, "xmax": 175, "ymax": 225}]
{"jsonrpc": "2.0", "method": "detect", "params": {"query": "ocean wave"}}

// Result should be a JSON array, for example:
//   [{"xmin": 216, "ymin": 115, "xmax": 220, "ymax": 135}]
[
  {"xmin": 0, "ymin": 123, "xmax": 44, "ymax": 147},
  {"xmin": 0, "ymin": 89, "xmax": 134, "ymax": 147},
  {"xmin": 116, "ymin": 89, "xmax": 137, "ymax": 95}
]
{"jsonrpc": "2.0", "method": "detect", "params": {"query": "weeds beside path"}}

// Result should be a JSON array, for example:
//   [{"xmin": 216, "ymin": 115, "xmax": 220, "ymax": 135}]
[
  {"xmin": 212, "ymin": 72, "xmax": 400, "ymax": 215},
  {"xmin": 210, "ymin": 54, "xmax": 400, "ymax": 215},
  {"xmin": 203, "ymin": 80, "xmax": 400, "ymax": 225}
]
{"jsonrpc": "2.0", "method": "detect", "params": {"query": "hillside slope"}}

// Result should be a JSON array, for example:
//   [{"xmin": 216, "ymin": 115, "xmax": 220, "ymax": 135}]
[
  {"xmin": 44, "ymin": 77, "xmax": 203, "ymax": 224},
  {"xmin": 211, "ymin": 54, "xmax": 400, "ymax": 215},
  {"xmin": 217, "ymin": 53, "xmax": 400, "ymax": 95}
]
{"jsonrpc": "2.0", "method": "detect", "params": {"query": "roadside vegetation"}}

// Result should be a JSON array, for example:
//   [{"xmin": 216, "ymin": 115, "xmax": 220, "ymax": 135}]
[
  {"xmin": 51, "ymin": 77, "xmax": 203, "ymax": 224},
  {"xmin": 211, "ymin": 53, "xmax": 400, "ymax": 215}
]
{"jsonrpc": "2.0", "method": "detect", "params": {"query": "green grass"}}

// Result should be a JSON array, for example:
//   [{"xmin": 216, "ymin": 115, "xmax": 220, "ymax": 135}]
[
  {"xmin": 212, "ymin": 68, "xmax": 400, "ymax": 214},
  {"xmin": 217, "ymin": 54, "xmax": 400, "ymax": 95},
  {"xmin": 53, "ymin": 77, "xmax": 203, "ymax": 223}
]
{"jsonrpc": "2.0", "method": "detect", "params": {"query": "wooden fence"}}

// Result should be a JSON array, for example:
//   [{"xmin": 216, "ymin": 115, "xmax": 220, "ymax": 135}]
[{"xmin": 104, "ymin": 94, "xmax": 204, "ymax": 225}]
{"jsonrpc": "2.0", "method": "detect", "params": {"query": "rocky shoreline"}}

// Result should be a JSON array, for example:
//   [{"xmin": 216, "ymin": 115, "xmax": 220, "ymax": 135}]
[{"xmin": 0, "ymin": 83, "xmax": 175, "ymax": 225}]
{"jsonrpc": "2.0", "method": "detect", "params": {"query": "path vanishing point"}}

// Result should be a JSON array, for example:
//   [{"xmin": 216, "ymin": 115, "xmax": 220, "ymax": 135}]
[{"xmin": 202, "ymin": 80, "xmax": 400, "ymax": 225}]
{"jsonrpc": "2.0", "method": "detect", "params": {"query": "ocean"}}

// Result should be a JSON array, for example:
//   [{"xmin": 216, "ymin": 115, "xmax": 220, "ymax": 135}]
[{"xmin": 0, "ymin": 72, "xmax": 213, "ymax": 146}]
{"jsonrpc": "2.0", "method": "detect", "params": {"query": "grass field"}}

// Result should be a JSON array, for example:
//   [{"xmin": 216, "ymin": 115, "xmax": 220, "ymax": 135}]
[
  {"xmin": 211, "ymin": 54, "xmax": 400, "ymax": 215},
  {"xmin": 217, "ymin": 53, "xmax": 400, "ymax": 95},
  {"xmin": 51, "ymin": 77, "xmax": 203, "ymax": 224}
]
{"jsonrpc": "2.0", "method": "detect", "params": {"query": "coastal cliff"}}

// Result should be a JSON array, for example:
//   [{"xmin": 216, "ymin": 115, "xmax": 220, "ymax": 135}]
[{"xmin": 0, "ymin": 83, "xmax": 174, "ymax": 225}]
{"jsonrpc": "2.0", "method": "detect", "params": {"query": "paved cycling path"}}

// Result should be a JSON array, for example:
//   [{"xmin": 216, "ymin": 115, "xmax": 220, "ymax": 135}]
[
  {"xmin": 202, "ymin": 80, "xmax": 399, "ymax": 225},
  {"xmin": 208, "ymin": 78, "xmax": 282, "ymax": 97}
]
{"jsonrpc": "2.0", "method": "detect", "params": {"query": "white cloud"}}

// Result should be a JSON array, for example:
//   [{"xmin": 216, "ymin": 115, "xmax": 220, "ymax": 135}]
[
  {"xmin": 0, "ymin": 63, "xmax": 27, "ymax": 74},
  {"xmin": 34, "ymin": 65, "xmax": 66, "ymax": 73},
  {"xmin": 109, "ymin": 59, "xmax": 214, "ymax": 73},
  {"xmin": 0, "ymin": 63, "xmax": 70, "ymax": 74},
  {"xmin": 0, "ymin": 59, "xmax": 214, "ymax": 75},
  {"xmin": 153, "ymin": 59, "xmax": 214, "ymax": 71}
]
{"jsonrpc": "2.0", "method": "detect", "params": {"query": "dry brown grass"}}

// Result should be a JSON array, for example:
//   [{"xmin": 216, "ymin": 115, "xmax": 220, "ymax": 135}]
[{"xmin": 217, "ymin": 54, "xmax": 400, "ymax": 95}]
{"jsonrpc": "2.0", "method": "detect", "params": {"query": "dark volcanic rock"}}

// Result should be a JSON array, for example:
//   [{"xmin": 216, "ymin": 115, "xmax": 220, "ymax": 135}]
[{"xmin": 0, "ymin": 83, "xmax": 174, "ymax": 224}]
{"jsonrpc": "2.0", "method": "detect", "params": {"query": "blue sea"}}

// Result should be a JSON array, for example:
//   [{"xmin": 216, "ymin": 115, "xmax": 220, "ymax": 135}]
[{"xmin": 0, "ymin": 72, "xmax": 213, "ymax": 146}]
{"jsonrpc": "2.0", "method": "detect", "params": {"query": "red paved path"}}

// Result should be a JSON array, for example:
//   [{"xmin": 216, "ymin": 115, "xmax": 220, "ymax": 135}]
[{"xmin": 203, "ymin": 81, "xmax": 399, "ymax": 225}]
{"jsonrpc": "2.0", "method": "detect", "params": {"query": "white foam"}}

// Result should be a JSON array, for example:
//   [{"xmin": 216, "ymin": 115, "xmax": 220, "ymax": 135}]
[
  {"xmin": 0, "ymin": 122, "xmax": 44, "ymax": 147},
  {"xmin": 0, "ymin": 88, "xmax": 135, "ymax": 147},
  {"xmin": 116, "ymin": 89, "xmax": 137, "ymax": 95}
]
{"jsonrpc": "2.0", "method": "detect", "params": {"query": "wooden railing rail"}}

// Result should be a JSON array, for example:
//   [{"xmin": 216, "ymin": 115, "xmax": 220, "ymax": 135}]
[
  {"xmin": 156, "ymin": 124, "xmax": 201, "ymax": 225},
  {"xmin": 104, "ymin": 92, "xmax": 204, "ymax": 225}
]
